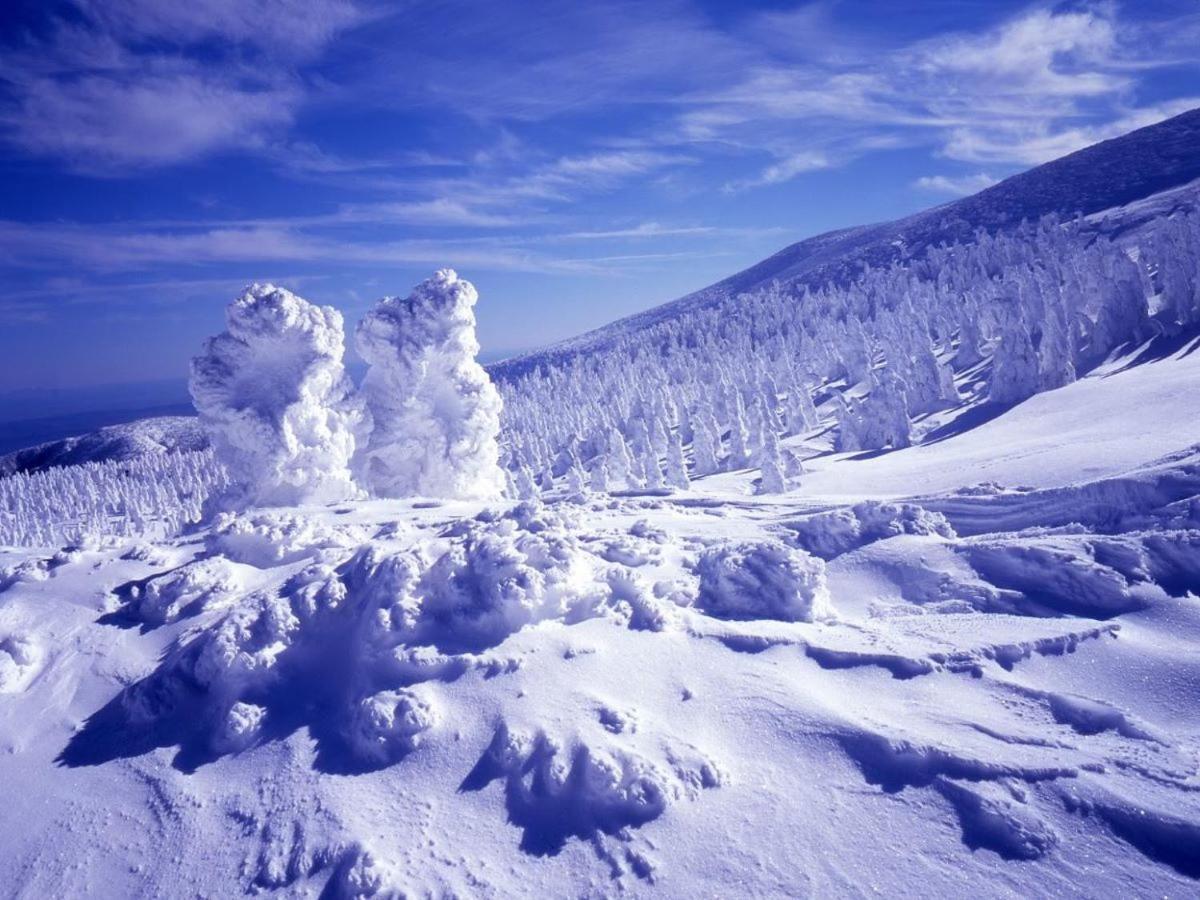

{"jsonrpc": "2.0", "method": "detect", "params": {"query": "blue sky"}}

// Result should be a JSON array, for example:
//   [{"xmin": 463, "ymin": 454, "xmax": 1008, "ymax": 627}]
[{"xmin": 1, "ymin": 0, "xmax": 1198, "ymax": 397}]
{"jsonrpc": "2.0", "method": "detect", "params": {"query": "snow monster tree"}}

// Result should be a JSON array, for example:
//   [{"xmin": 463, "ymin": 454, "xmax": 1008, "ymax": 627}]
[
  {"xmin": 355, "ymin": 269, "xmax": 505, "ymax": 500},
  {"xmin": 189, "ymin": 283, "xmax": 363, "ymax": 509}
]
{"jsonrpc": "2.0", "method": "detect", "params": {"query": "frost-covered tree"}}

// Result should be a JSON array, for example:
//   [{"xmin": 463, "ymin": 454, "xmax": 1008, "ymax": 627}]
[
  {"xmin": 355, "ymin": 270, "xmax": 504, "ymax": 500},
  {"xmin": 756, "ymin": 427, "xmax": 787, "ymax": 495},
  {"xmin": 726, "ymin": 389, "xmax": 751, "ymax": 468},
  {"xmin": 566, "ymin": 460, "xmax": 589, "ymax": 496},
  {"xmin": 607, "ymin": 427, "xmax": 636, "ymax": 489},
  {"xmin": 189, "ymin": 283, "xmax": 362, "ymax": 509},
  {"xmin": 589, "ymin": 456, "xmax": 610, "ymax": 493},
  {"xmin": 493, "ymin": 202, "xmax": 1177, "ymax": 480},
  {"xmin": 691, "ymin": 404, "xmax": 722, "ymax": 476},
  {"xmin": 665, "ymin": 428, "xmax": 690, "ymax": 490}
]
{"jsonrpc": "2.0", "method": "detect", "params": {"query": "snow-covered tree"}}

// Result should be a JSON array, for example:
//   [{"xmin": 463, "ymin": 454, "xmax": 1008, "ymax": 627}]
[
  {"xmin": 189, "ymin": 283, "xmax": 363, "ymax": 510},
  {"xmin": 665, "ymin": 428, "xmax": 690, "ymax": 490},
  {"xmin": 355, "ymin": 270, "xmax": 504, "ymax": 500},
  {"xmin": 756, "ymin": 427, "xmax": 788, "ymax": 495}
]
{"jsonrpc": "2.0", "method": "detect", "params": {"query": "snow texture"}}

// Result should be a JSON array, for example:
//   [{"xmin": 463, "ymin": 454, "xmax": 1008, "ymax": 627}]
[
  {"xmin": 2, "ymin": 109, "xmax": 1200, "ymax": 898},
  {"xmin": 695, "ymin": 540, "xmax": 833, "ymax": 622}
]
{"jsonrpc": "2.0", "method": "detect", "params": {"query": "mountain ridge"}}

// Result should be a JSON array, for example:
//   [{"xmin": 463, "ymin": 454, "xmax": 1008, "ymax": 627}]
[{"xmin": 492, "ymin": 106, "xmax": 1200, "ymax": 379}]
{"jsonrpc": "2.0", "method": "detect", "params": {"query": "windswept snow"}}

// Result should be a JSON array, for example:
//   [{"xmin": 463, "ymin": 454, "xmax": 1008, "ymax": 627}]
[
  {"xmin": 3, "ymin": 336, "xmax": 1200, "ymax": 895},
  {"xmin": 2, "ymin": 111, "xmax": 1200, "ymax": 897}
]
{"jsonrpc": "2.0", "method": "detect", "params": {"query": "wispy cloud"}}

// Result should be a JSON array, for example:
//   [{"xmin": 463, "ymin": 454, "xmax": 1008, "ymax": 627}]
[
  {"xmin": 0, "ymin": 0, "xmax": 366, "ymax": 172},
  {"xmin": 663, "ymin": 5, "xmax": 1200, "ymax": 184},
  {"xmin": 724, "ymin": 151, "xmax": 831, "ymax": 193}
]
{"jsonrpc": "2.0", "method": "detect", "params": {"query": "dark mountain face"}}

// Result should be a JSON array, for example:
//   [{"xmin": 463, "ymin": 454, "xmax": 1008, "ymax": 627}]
[{"xmin": 492, "ymin": 106, "xmax": 1200, "ymax": 380}]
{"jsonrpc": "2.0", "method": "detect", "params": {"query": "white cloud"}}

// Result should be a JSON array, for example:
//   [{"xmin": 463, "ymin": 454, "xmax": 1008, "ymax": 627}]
[
  {"xmin": 0, "ymin": 0, "xmax": 363, "ymax": 172},
  {"xmin": 672, "ymin": 7, "xmax": 1198, "ymax": 175},
  {"xmin": 74, "ymin": 0, "xmax": 368, "ymax": 59},
  {"xmin": 913, "ymin": 9, "xmax": 1121, "ymax": 97},
  {"xmin": 723, "ymin": 151, "xmax": 830, "ymax": 194},
  {"xmin": 3, "ymin": 73, "xmax": 297, "ymax": 170},
  {"xmin": 913, "ymin": 173, "xmax": 999, "ymax": 196}
]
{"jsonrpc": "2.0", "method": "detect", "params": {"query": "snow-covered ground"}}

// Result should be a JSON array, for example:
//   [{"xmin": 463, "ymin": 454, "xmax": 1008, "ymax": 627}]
[{"xmin": 2, "ymin": 336, "xmax": 1198, "ymax": 897}]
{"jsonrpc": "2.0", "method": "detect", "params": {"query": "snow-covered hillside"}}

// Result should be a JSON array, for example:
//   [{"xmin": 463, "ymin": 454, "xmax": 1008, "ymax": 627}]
[
  {"xmin": 2, "ymin": 334, "xmax": 1199, "ymax": 896},
  {"xmin": 494, "ymin": 107, "xmax": 1200, "ymax": 376},
  {"xmin": 0, "ymin": 416, "xmax": 207, "ymax": 477},
  {"xmin": 1, "ymin": 110, "xmax": 1199, "ymax": 897}
]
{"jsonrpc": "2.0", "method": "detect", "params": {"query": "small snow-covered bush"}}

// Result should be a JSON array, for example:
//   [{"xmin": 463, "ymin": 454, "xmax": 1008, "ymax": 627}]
[
  {"xmin": 0, "ymin": 633, "xmax": 41, "ymax": 693},
  {"xmin": 190, "ymin": 283, "xmax": 364, "ymax": 510},
  {"xmin": 695, "ymin": 539, "xmax": 833, "ymax": 622},
  {"xmin": 205, "ymin": 510, "xmax": 369, "ymax": 568},
  {"xmin": 788, "ymin": 501, "xmax": 955, "ymax": 559},
  {"xmin": 346, "ymin": 688, "xmax": 439, "ymax": 765},
  {"xmin": 129, "ymin": 557, "xmax": 238, "ymax": 624},
  {"xmin": 355, "ymin": 270, "xmax": 504, "ymax": 500},
  {"xmin": 213, "ymin": 701, "xmax": 268, "ymax": 753}
]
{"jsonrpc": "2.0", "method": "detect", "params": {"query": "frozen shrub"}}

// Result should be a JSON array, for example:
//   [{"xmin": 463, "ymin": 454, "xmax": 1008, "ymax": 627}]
[
  {"xmin": 205, "ymin": 510, "xmax": 368, "ymax": 568},
  {"xmin": 190, "ymin": 283, "xmax": 363, "ymax": 509},
  {"xmin": 128, "ymin": 557, "xmax": 238, "ymax": 624},
  {"xmin": 212, "ymin": 701, "xmax": 268, "ymax": 753},
  {"xmin": 695, "ymin": 539, "xmax": 833, "ymax": 622},
  {"xmin": 0, "ymin": 633, "xmax": 41, "ymax": 693},
  {"xmin": 346, "ymin": 688, "xmax": 439, "ymax": 765},
  {"xmin": 411, "ymin": 518, "xmax": 602, "ymax": 652},
  {"xmin": 355, "ymin": 270, "xmax": 504, "ymax": 500},
  {"xmin": 788, "ymin": 501, "xmax": 955, "ymax": 559}
]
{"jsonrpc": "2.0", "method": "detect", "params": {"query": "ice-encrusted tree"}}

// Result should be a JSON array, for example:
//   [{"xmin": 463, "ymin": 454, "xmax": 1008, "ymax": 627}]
[
  {"xmin": 355, "ymin": 270, "xmax": 505, "ymax": 500},
  {"xmin": 606, "ymin": 427, "xmax": 635, "ymax": 488},
  {"xmin": 665, "ymin": 428, "xmax": 690, "ymax": 489},
  {"xmin": 691, "ymin": 404, "xmax": 722, "ymax": 475},
  {"xmin": 189, "ymin": 283, "xmax": 363, "ymax": 509},
  {"xmin": 756, "ymin": 427, "xmax": 788, "ymax": 495}
]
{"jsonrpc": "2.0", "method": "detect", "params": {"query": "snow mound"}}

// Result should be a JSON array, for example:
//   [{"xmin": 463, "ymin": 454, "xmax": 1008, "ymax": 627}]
[
  {"xmin": 122, "ymin": 557, "xmax": 239, "ymax": 625},
  {"xmin": 355, "ymin": 270, "xmax": 504, "ymax": 500},
  {"xmin": 345, "ymin": 687, "xmax": 440, "ymax": 767},
  {"xmin": 0, "ymin": 632, "xmax": 41, "ymax": 693},
  {"xmin": 205, "ymin": 509, "xmax": 370, "ymax": 568},
  {"xmin": 63, "ymin": 500, "xmax": 679, "ymax": 775},
  {"xmin": 189, "ymin": 283, "xmax": 363, "ymax": 510},
  {"xmin": 463, "ymin": 721, "xmax": 721, "ymax": 865},
  {"xmin": 695, "ymin": 539, "xmax": 833, "ymax": 622},
  {"xmin": 786, "ymin": 500, "xmax": 955, "ymax": 559},
  {"xmin": 960, "ymin": 533, "xmax": 1164, "ymax": 618}
]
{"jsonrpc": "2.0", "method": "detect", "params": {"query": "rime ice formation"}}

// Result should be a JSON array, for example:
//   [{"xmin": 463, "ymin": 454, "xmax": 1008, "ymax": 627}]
[
  {"xmin": 695, "ymin": 540, "xmax": 833, "ymax": 622},
  {"xmin": 189, "ymin": 284, "xmax": 362, "ymax": 510},
  {"xmin": 355, "ymin": 270, "xmax": 505, "ymax": 500}
]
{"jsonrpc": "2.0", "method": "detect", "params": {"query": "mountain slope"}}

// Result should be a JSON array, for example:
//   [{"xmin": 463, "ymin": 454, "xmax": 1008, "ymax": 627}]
[
  {"xmin": 0, "ymin": 416, "xmax": 208, "ymax": 477},
  {"xmin": 494, "ymin": 106, "xmax": 1200, "ymax": 378}
]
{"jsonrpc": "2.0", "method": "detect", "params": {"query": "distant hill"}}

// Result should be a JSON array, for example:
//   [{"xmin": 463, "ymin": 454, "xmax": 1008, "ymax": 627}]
[
  {"xmin": 0, "ymin": 416, "xmax": 207, "ymax": 476},
  {"xmin": 493, "ymin": 106, "xmax": 1200, "ymax": 379}
]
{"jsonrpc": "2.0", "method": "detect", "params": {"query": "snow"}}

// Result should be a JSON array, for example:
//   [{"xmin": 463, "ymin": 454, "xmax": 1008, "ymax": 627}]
[
  {"xmin": 0, "ymin": 415, "xmax": 207, "ymax": 477},
  {"xmin": 189, "ymin": 283, "xmax": 364, "ymax": 510},
  {"xmin": 3, "ymin": 338, "xmax": 1199, "ymax": 895},
  {"xmin": 355, "ymin": 269, "xmax": 505, "ymax": 501},
  {"xmin": 2, "ymin": 112, "xmax": 1200, "ymax": 897}
]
